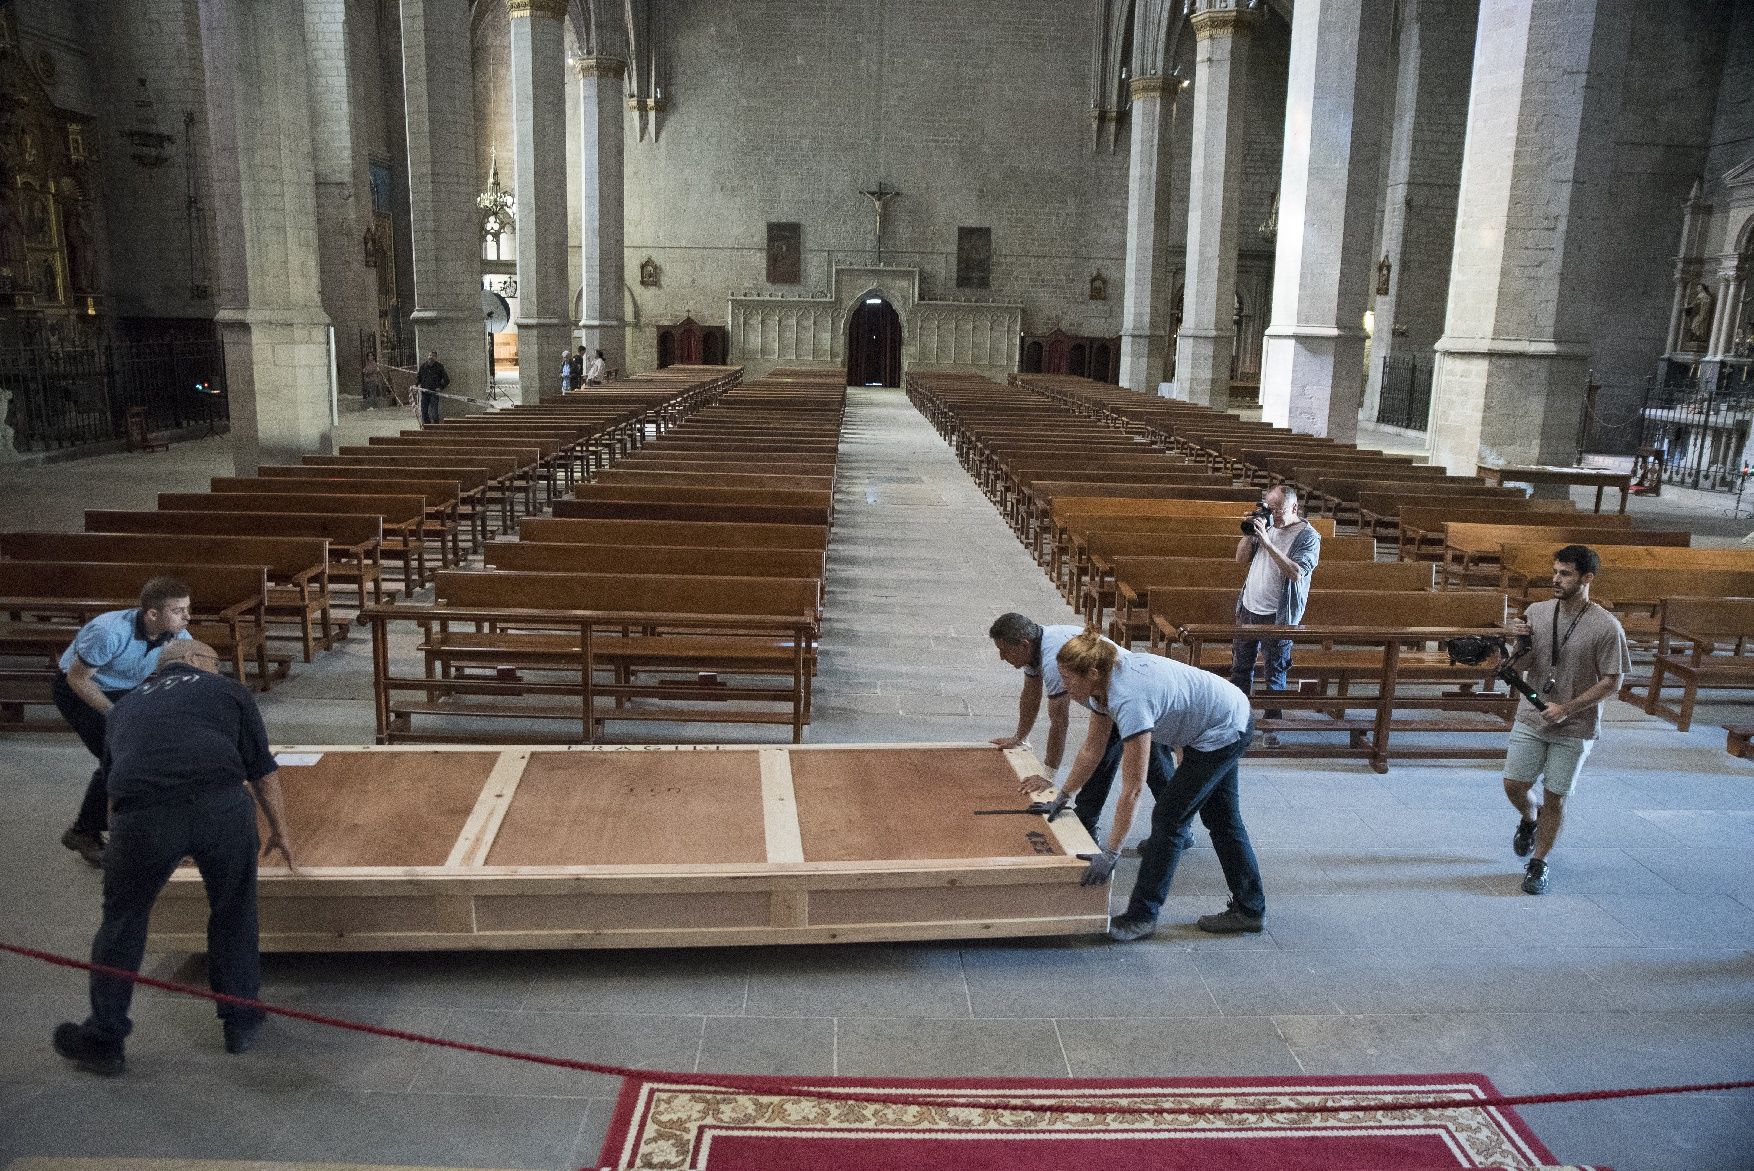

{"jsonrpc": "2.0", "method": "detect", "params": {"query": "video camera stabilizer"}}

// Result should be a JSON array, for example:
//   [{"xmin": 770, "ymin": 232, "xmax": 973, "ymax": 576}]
[{"xmin": 1441, "ymin": 634, "xmax": 1551, "ymax": 714}]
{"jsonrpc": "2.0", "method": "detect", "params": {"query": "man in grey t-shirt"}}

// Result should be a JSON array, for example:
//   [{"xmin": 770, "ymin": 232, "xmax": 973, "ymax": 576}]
[
  {"xmin": 1229, "ymin": 485, "xmax": 1320, "ymax": 744},
  {"xmin": 1501, "ymin": 545, "xmax": 1630, "ymax": 895}
]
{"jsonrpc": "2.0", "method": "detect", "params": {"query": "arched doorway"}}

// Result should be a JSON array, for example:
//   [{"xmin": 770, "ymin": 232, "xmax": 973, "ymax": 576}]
[{"xmin": 846, "ymin": 297, "xmax": 902, "ymax": 387}]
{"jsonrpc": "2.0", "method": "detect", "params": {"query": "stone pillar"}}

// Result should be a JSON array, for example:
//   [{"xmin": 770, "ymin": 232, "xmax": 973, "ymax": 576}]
[
  {"xmin": 1117, "ymin": 74, "xmax": 1172, "ymax": 394},
  {"xmin": 1174, "ymin": 0, "xmax": 1258, "ymax": 408},
  {"xmin": 1358, "ymin": 0, "xmax": 1477, "ymax": 426},
  {"xmin": 1709, "ymin": 263, "xmax": 1745, "ymax": 358},
  {"xmin": 576, "ymin": 56, "xmax": 628, "ymax": 378},
  {"xmin": 197, "ymin": 0, "xmax": 333, "ymax": 472},
  {"xmin": 1257, "ymin": 0, "xmax": 1394, "ymax": 439},
  {"xmin": 303, "ymin": 0, "xmax": 376, "ymax": 401},
  {"xmin": 398, "ymin": 0, "xmax": 486, "ymax": 410},
  {"xmin": 507, "ymin": 0, "xmax": 570, "ymax": 403},
  {"xmin": 1428, "ymin": 0, "xmax": 1631, "ymax": 475}
]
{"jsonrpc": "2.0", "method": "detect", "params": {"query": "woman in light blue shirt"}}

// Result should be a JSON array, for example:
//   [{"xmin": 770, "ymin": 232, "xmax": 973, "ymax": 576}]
[{"xmin": 1047, "ymin": 630, "xmax": 1266, "ymax": 942}]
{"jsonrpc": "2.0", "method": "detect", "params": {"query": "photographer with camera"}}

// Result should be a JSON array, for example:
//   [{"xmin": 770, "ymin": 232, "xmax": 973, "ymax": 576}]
[
  {"xmin": 1229, "ymin": 485, "xmax": 1320, "ymax": 744},
  {"xmin": 1497, "ymin": 544, "xmax": 1629, "ymax": 896}
]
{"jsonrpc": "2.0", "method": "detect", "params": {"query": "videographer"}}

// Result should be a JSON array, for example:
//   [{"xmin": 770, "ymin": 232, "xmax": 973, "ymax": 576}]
[
  {"xmin": 1498, "ymin": 544, "xmax": 1629, "ymax": 896},
  {"xmin": 1229, "ymin": 485, "xmax": 1320, "ymax": 742}
]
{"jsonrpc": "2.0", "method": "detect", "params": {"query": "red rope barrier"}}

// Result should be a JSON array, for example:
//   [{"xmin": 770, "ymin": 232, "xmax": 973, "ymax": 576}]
[{"xmin": 7, "ymin": 939, "xmax": 1751, "ymax": 1120}]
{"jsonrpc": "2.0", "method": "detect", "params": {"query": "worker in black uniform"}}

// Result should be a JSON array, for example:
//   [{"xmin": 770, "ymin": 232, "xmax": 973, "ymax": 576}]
[{"xmin": 52, "ymin": 640, "xmax": 296, "ymax": 1076}]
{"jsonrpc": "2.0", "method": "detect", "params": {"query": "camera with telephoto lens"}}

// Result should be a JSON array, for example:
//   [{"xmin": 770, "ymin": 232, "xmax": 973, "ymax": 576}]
[{"xmin": 1240, "ymin": 504, "xmax": 1273, "ymax": 536}]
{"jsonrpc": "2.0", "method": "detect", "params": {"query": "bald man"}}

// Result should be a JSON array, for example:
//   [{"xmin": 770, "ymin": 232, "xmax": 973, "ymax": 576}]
[{"xmin": 53, "ymin": 640, "xmax": 295, "ymax": 1077}]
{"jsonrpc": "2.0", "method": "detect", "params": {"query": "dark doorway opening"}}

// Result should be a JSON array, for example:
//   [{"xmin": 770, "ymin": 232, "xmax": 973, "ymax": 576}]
[{"xmin": 846, "ymin": 297, "xmax": 902, "ymax": 387}]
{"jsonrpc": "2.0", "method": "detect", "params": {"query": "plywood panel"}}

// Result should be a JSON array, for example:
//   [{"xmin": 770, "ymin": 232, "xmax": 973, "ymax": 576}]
[
  {"xmin": 485, "ymin": 750, "xmax": 767, "ymax": 866},
  {"xmin": 789, "ymin": 748, "xmax": 1068, "ymax": 862},
  {"xmin": 269, "ymin": 752, "xmax": 497, "ymax": 867}
]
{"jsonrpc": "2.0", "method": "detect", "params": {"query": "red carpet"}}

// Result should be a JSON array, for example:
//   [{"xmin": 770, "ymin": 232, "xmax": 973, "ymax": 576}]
[{"xmin": 596, "ymin": 1073, "xmax": 1607, "ymax": 1171}]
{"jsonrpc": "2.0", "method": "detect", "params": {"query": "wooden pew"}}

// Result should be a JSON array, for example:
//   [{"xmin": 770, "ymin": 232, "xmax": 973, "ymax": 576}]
[
  {"xmin": 157, "ymin": 492, "xmax": 430, "ymax": 589},
  {"xmin": 1622, "ymin": 596, "xmax": 1754, "ymax": 731},
  {"xmin": 1156, "ymin": 588, "xmax": 1515, "ymax": 772},
  {"xmin": 1356, "ymin": 489, "xmax": 1573, "ymax": 540},
  {"xmin": 1, "ymin": 532, "xmax": 336, "ymax": 662},
  {"xmin": 365, "ymin": 570, "xmax": 820, "ymax": 744},
  {"xmin": 1441, "ymin": 522, "xmax": 1689, "ymax": 587},
  {"xmin": 0, "ymin": 561, "xmax": 273, "ymax": 697},
  {"xmin": 553, "ymin": 496, "xmax": 830, "ymax": 527},
  {"xmin": 1059, "ymin": 514, "xmax": 1340, "ymax": 611},
  {"xmin": 214, "ymin": 474, "xmax": 468, "ymax": 564},
  {"xmin": 86, "ymin": 510, "xmax": 384, "ymax": 610},
  {"xmin": 1395, "ymin": 505, "xmax": 1616, "ymax": 561},
  {"xmin": 1104, "ymin": 558, "xmax": 1434, "ymax": 644},
  {"xmin": 519, "ymin": 516, "xmax": 829, "ymax": 551}
]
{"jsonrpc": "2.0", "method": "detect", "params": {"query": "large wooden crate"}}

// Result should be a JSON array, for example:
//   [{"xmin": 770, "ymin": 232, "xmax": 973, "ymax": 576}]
[{"xmin": 146, "ymin": 743, "xmax": 1109, "ymax": 952}]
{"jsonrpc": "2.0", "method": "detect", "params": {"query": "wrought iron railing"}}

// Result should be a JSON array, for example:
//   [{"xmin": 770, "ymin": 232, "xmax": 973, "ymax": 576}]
[
  {"xmin": 0, "ymin": 339, "xmax": 229, "ymax": 454},
  {"xmin": 1638, "ymin": 365, "xmax": 1754, "ymax": 491},
  {"xmin": 1376, "ymin": 355, "xmax": 1432, "ymax": 431}
]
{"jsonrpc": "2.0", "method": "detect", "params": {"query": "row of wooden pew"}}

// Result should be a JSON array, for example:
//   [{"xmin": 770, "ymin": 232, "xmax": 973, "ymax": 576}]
[
  {"xmin": 998, "ymin": 373, "xmax": 1754, "ymax": 753},
  {"xmin": 364, "ymin": 369, "xmax": 847, "ymax": 745},
  {"xmin": 0, "ymin": 368, "xmax": 737, "ymax": 725}
]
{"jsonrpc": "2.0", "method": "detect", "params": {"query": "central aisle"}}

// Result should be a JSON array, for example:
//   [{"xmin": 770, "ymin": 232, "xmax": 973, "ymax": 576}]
[{"xmin": 806, "ymin": 386, "xmax": 1086, "ymax": 745}]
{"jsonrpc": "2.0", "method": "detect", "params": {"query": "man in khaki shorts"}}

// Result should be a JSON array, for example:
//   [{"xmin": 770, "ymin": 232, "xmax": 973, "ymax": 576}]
[{"xmin": 1501, "ymin": 544, "xmax": 1630, "ymax": 895}]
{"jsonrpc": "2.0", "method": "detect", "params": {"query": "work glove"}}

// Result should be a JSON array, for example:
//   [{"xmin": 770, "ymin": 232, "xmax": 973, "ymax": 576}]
[
  {"xmin": 1026, "ymin": 791, "xmax": 1074, "ymax": 821},
  {"xmin": 1078, "ymin": 849, "xmax": 1120, "ymax": 886}
]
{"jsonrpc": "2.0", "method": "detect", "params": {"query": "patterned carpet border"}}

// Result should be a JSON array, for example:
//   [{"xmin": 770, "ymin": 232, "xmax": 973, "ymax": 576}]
[{"xmin": 597, "ymin": 1072, "xmax": 1592, "ymax": 1171}]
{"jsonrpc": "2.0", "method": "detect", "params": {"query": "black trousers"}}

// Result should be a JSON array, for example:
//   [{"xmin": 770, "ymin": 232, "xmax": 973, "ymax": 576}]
[
  {"xmin": 52, "ymin": 672, "xmax": 129, "ymax": 835},
  {"xmin": 85, "ymin": 785, "xmax": 263, "ymax": 1045}
]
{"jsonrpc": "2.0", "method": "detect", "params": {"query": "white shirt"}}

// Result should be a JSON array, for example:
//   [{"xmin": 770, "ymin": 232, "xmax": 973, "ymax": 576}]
[
  {"xmin": 585, "ymin": 357, "xmax": 607, "ymax": 382},
  {"xmin": 1024, "ymin": 624, "xmax": 1115, "ymax": 700},
  {"xmin": 1240, "ymin": 521, "xmax": 1302, "ymax": 616}
]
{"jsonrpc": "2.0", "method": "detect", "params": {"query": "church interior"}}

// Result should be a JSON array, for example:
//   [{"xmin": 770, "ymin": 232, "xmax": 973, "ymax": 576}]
[{"xmin": 1, "ymin": 0, "xmax": 1752, "ymax": 1168}]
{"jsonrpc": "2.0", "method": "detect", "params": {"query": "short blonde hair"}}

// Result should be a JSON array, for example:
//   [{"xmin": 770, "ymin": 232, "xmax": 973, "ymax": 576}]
[{"xmin": 1055, "ymin": 627, "xmax": 1117, "ymax": 705}]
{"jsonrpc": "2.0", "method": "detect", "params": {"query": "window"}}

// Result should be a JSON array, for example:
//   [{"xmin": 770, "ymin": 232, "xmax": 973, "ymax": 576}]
[
  {"xmin": 956, "ymin": 227, "xmax": 991, "ymax": 289},
  {"xmin": 766, "ymin": 222, "xmax": 801, "ymax": 285}
]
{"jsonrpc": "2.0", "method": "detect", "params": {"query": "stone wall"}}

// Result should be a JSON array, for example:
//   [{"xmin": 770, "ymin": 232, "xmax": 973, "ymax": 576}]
[
  {"xmin": 87, "ymin": 0, "xmax": 219, "ymax": 321},
  {"xmin": 1584, "ymin": 0, "xmax": 1730, "ymax": 451},
  {"xmin": 618, "ymin": 0, "xmax": 1133, "ymax": 375}
]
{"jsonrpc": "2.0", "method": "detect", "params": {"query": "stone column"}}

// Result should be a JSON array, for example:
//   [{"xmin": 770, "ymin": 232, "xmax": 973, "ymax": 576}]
[
  {"xmin": 197, "ymin": 0, "xmax": 333, "ymax": 471},
  {"xmin": 303, "ymin": 0, "xmax": 376, "ymax": 401},
  {"xmin": 1358, "ymin": 0, "xmax": 1477, "ymax": 426},
  {"xmin": 399, "ymin": 0, "xmax": 487, "ymax": 408},
  {"xmin": 1174, "ymin": 0, "xmax": 1258, "ymax": 408},
  {"xmin": 1428, "ymin": 0, "xmax": 1631, "ymax": 475},
  {"xmin": 1709, "ymin": 263, "xmax": 1744, "ymax": 358},
  {"xmin": 1117, "ymin": 74, "xmax": 1173, "ymax": 394},
  {"xmin": 507, "ymin": 0, "xmax": 570, "ymax": 403},
  {"xmin": 1257, "ymin": 0, "xmax": 1394, "ymax": 439},
  {"xmin": 577, "ymin": 55, "xmax": 629, "ymax": 378}
]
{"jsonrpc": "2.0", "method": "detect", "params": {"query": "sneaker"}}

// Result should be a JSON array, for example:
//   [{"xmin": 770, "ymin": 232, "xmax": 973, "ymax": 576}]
[
  {"xmin": 61, "ymin": 828, "xmax": 105, "ymax": 868},
  {"xmin": 1106, "ymin": 916, "xmax": 1158, "ymax": 943},
  {"xmin": 1512, "ymin": 818, "xmax": 1537, "ymax": 858},
  {"xmin": 52, "ymin": 1022, "xmax": 124, "ymax": 1076},
  {"xmin": 223, "ymin": 1019, "xmax": 262, "ymax": 1055},
  {"xmin": 1522, "ymin": 858, "xmax": 1550, "ymax": 896},
  {"xmin": 1196, "ymin": 905, "xmax": 1266, "ymax": 934}
]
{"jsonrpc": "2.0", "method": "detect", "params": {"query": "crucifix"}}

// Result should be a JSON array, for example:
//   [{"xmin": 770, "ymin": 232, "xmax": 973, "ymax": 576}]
[{"xmin": 861, "ymin": 181, "xmax": 898, "ymax": 264}]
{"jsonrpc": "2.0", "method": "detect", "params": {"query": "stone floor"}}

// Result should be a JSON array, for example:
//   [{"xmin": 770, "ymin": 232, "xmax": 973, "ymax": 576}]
[{"xmin": 1, "ymin": 389, "xmax": 1751, "ymax": 1171}]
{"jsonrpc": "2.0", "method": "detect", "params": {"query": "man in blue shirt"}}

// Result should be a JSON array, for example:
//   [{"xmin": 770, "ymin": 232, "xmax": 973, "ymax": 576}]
[
  {"xmin": 989, "ymin": 612, "xmax": 1176, "ymax": 839},
  {"xmin": 52, "ymin": 639, "xmax": 295, "ymax": 1076},
  {"xmin": 54, "ymin": 576, "xmax": 194, "ymax": 866}
]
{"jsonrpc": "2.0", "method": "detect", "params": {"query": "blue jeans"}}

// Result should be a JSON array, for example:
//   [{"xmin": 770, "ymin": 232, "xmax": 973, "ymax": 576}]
[
  {"xmin": 1074, "ymin": 725, "xmax": 1178, "ymax": 838},
  {"xmin": 1122, "ymin": 724, "xmax": 1265, "ymax": 924},
  {"xmin": 419, "ymin": 390, "xmax": 443, "ymax": 425},
  {"xmin": 1229, "ymin": 608, "xmax": 1292, "ymax": 698},
  {"xmin": 85, "ymin": 785, "xmax": 263, "ymax": 1045}
]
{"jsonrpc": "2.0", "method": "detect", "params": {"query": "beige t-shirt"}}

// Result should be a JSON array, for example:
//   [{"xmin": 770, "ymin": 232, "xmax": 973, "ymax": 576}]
[{"xmin": 1513, "ymin": 598, "xmax": 1631, "ymax": 740}]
